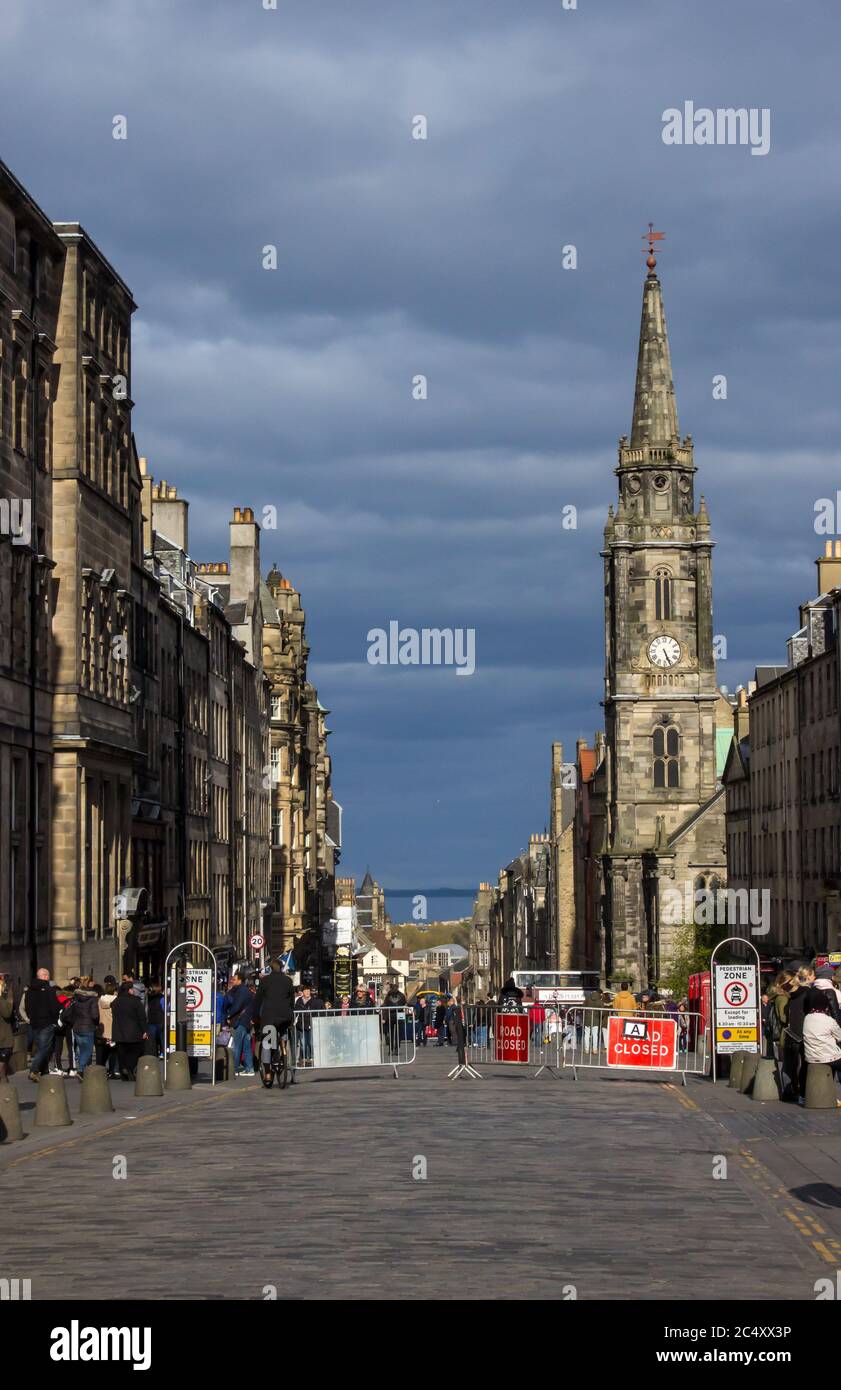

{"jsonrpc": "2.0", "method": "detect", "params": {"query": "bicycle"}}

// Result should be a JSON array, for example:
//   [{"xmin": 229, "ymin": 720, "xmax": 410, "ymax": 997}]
[{"xmin": 258, "ymin": 1022, "xmax": 292, "ymax": 1089}]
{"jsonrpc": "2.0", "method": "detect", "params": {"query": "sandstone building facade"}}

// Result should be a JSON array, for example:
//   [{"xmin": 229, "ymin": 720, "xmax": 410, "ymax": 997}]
[
  {"xmin": 0, "ymin": 159, "xmax": 338, "ymax": 993},
  {"xmin": 723, "ymin": 544, "xmax": 841, "ymax": 958}
]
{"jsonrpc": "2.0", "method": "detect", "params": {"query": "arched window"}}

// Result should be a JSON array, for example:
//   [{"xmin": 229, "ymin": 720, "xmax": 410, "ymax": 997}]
[
  {"xmin": 653, "ymin": 723, "xmax": 680, "ymax": 788},
  {"xmin": 655, "ymin": 568, "xmax": 672, "ymax": 621}
]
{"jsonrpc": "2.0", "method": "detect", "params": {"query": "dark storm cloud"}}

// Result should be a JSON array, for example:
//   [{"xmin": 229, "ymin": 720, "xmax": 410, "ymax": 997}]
[{"xmin": 2, "ymin": 0, "xmax": 840, "ymax": 891}]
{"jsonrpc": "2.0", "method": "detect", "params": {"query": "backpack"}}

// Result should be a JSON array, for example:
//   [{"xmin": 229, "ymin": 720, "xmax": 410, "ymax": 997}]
[{"xmin": 767, "ymin": 1004, "xmax": 782, "ymax": 1044}]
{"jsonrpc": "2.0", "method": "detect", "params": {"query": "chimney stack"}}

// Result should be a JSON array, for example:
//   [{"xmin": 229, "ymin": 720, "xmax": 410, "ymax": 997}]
[{"xmin": 816, "ymin": 539, "xmax": 841, "ymax": 595}]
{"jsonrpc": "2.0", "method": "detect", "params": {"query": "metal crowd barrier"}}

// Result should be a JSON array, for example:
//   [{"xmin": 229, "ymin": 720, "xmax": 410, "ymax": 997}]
[
  {"xmin": 459, "ymin": 1004, "xmax": 707, "ymax": 1084},
  {"xmin": 558, "ymin": 1007, "xmax": 707, "ymax": 1085},
  {"xmin": 291, "ymin": 1004, "xmax": 416, "ymax": 1078}
]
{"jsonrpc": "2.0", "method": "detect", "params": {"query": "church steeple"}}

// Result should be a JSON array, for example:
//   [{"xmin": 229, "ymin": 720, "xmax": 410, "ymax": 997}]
[{"xmin": 630, "ymin": 254, "xmax": 679, "ymax": 447}]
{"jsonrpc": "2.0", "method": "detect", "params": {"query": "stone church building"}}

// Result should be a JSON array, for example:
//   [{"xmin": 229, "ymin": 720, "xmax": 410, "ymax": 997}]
[{"xmin": 591, "ymin": 247, "xmax": 733, "ymax": 989}]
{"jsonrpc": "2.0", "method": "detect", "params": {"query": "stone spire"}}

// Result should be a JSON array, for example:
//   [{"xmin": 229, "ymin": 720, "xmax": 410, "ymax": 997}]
[{"xmin": 630, "ymin": 254, "xmax": 679, "ymax": 448}]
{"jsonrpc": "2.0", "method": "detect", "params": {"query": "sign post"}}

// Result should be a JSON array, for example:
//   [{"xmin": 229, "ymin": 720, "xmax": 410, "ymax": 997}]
[
  {"xmin": 164, "ymin": 942, "xmax": 218, "ymax": 1086},
  {"xmin": 710, "ymin": 936, "xmax": 761, "ymax": 1083}
]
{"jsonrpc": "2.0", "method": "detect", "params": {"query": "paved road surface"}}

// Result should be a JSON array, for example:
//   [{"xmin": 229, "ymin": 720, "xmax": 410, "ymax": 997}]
[{"xmin": 4, "ymin": 1047, "xmax": 841, "ymax": 1300}]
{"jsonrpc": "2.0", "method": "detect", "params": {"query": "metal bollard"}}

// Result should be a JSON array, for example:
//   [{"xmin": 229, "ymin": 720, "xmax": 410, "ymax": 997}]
[
  {"xmin": 739, "ymin": 1052, "xmax": 760, "ymax": 1094},
  {"xmin": 135, "ymin": 1056, "xmax": 164, "ymax": 1097},
  {"xmin": 34, "ymin": 1075, "xmax": 73, "ymax": 1127},
  {"xmin": 728, "ymin": 1052, "xmax": 746, "ymax": 1088},
  {"xmin": 165, "ymin": 1051, "xmax": 192, "ymax": 1091},
  {"xmin": 752, "ymin": 1057, "xmax": 781, "ymax": 1102},
  {"xmin": 79, "ymin": 1064, "xmax": 114, "ymax": 1115},
  {"xmin": 805, "ymin": 1062, "xmax": 839, "ymax": 1109},
  {"xmin": 0, "ymin": 1080, "xmax": 24, "ymax": 1141}
]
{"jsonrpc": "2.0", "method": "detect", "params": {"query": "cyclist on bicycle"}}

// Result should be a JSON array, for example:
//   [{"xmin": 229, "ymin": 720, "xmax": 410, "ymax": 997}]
[{"xmin": 254, "ymin": 959, "xmax": 295, "ymax": 1076}]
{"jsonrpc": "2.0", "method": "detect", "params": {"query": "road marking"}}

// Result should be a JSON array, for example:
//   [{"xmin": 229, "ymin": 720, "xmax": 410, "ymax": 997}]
[{"xmin": 659, "ymin": 1081, "xmax": 841, "ymax": 1269}]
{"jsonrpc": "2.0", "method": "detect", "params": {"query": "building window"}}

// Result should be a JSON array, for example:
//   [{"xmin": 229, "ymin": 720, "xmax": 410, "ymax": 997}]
[
  {"xmin": 653, "ymin": 724, "xmax": 680, "ymax": 788},
  {"xmin": 654, "ymin": 568, "xmax": 672, "ymax": 621}
]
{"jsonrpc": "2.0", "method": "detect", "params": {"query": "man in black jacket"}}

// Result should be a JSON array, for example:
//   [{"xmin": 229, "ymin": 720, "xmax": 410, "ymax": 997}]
[
  {"xmin": 254, "ymin": 961, "xmax": 295, "ymax": 1035},
  {"xmin": 23, "ymin": 969, "xmax": 60, "ymax": 1081}
]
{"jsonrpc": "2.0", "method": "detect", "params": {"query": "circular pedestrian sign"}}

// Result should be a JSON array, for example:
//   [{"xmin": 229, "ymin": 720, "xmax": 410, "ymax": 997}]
[{"xmin": 250, "ymin": 934, "xmax": 265, "ymax": 951}]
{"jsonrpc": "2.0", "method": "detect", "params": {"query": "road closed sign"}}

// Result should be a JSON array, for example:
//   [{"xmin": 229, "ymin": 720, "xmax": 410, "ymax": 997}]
[
  {"xmin": 714, "ymin": 962, "xmax": 759, "ymax": 1054},
  {"xmin": 606, "ymin": 1015, "xmax": 677, "ymax": 1069},
  {"xmin": 494, "ymin": 1012, "xmax": 529, "ymax": 1063}
]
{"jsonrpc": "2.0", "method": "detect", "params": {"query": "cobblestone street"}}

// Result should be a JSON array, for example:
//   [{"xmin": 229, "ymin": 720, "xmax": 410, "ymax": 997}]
[{"xmin": 5, "ymin": 1050, "xmax": 841, "ymax": 1301}]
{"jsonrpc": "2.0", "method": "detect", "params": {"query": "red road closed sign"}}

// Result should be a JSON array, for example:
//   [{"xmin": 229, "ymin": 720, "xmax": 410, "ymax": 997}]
[
  {"xmin": 494, "ymin": 1012, "xmax": 529, "ymax": 1063},
  {"xmin": 606, "ymin": 1015, "xmax": 677, "ymax": 1070}
]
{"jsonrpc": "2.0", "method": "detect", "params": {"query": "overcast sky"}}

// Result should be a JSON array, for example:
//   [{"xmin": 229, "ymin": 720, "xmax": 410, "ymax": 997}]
[{"xmin": 3, "ymin": 0, "xmax": 839, "ymax": 895}]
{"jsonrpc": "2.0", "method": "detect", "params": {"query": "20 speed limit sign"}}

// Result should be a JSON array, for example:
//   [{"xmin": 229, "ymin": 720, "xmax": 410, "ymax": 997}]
[{"xmin": 250, "ymin": 934, "xmax": 265, "ymax": 951}]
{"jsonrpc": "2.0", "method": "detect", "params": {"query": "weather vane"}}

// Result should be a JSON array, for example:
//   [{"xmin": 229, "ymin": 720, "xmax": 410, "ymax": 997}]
[{"xmin": 642, "ymin": 222, "xmax": 665, "ymax": 273}]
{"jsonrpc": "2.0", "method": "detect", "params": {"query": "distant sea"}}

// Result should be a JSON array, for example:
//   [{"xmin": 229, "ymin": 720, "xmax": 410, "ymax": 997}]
[{"xmin": 384, "ymin": 889, "xmax": 475, "ymax": 927}]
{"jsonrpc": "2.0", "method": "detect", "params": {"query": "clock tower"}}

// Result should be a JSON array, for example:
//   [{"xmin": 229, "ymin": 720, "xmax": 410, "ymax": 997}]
[{"xmin": 599, "ymin": 235, "xmax": 726, "ymax": 989}]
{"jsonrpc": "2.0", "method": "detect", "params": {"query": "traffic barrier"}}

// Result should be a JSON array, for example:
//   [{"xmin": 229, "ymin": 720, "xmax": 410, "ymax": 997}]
[
  {"xmin": 165, "ymin": 1051, "xmax": 192, "ymax": 1091},
  {"xmin": 557, "ymin": 1007, "xmax": 706, "ymax": 1084},
  {"xmin": 34, "ymin": 1075, "xmax": 72, "ymax": 1127},
  {"xmin": 752, "ymin": 1057, "xmax": 781, "ymax": 1102},
  {"xmin": 0, "ymin": 1080, "xmax": 24, "ymax": 1141},
  {"xmin": 291, "ymin": 1005, "xmax": 416, "ymax": 1078},
  {"xmin": 135, "ymin": 1057, "xmax": 164, "ymax": 1097},
  {"xmin": 79, "ymin": 1064, "xmax": 114, "ymax": 1115},
  {"xmin": 460, "ymin": 1005, "xmax": 706, "ymax": 1084},
  {"xmin": 738, "ymin": 1052, "xmax": 760, "ymax": 1094},
  {"xmin": 805, "ymin": 1062, "xmax": 839, "ymax": 1109},
  {"xmin": 728, "ymin": 1052, "xmax": 746, "ymax": 1089}
]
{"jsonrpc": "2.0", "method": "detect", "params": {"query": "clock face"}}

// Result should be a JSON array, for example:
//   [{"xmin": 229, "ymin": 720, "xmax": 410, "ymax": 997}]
[{"xmin": 648, "ymin": 634, "xmax": 681, "ymax": 668}]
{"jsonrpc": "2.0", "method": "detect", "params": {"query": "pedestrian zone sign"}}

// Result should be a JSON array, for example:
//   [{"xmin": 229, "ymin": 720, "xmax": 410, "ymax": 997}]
[
  {"xmin": 713, "ymin": 962, "xmax": 758, "ymax": 1054},
  {"xmin": 606, "ymin": 1015, "xmax": 677, "ymax": 1069}
]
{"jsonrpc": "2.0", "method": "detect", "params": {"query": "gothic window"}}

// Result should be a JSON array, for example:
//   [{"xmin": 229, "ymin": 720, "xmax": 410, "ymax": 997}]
[
  {"xmin": 653, "ymin": 724, "xmax": 680, "ymax": 788},
  {"xmin": 654, "ymin": 567, "xmax": 672, "ymax": 621}
]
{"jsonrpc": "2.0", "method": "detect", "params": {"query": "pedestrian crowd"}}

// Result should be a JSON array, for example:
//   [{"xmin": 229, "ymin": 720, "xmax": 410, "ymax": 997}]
[
  {"xmin": 0, "ymin": 967, "xmax": 164, "ymax": 1083},
  {"xmin": 763, "ymin": 963, "xmax": 841, "ymax": 1105}
]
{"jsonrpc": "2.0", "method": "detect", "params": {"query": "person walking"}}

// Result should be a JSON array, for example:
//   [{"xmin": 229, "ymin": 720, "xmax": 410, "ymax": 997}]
[
  {"xmin": 777, "ymin": 972, "xmax": 807, "ymax": 1102},
  {"xmin": 96, "ymin": 976, "xmax": 120, "ymax": 1077},
  {"xmin": 434, "ymin": 997, "xmax": 448, "ymax": 1046},
  {"xmin": 111, "ymin": 982, "xmax": 148, "ymax": 1080},
  {"xmin": 224, "ymin": 973, "xmax": 256, "ymax": 1077},
  {"xmin": 145, "ymin": 981, "xmax": 165, "ymax": 1057},
  {"xmin": 65, "ymin": 977, "xmax": 100, "ymax": 1078},
  {"xmin": 52, "ymin": 981, "xmax": 77, "ymax": 1076},
  {"xmin": 414, "ymin": 994, "xmax": 428, "ymax": 1047},
  {"xmin": 22, "ymin": 969, "xmax": 61, "ymax": 1081},
  {"xmin": 295, "ymin": 985, "xmax": 325, "ymax": 1065},
  {"xmin": 676, "ymin": 1001, "xmax": 690, "ymax": 1053}
]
